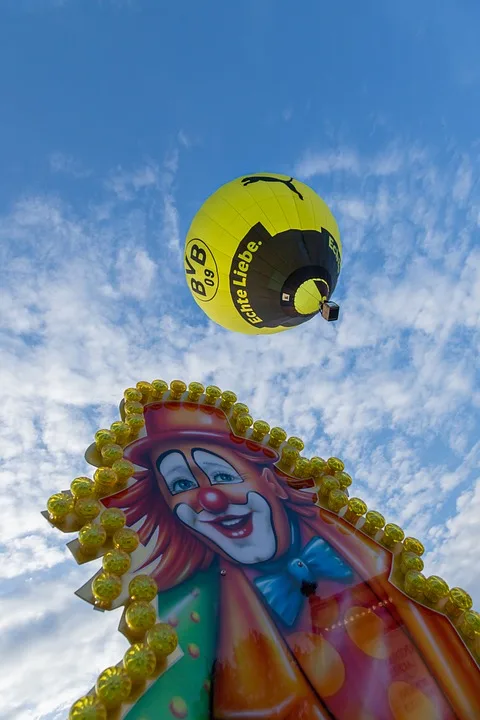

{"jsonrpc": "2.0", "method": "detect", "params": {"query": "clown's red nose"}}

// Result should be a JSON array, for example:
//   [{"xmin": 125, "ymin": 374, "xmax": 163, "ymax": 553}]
[{"xmin": 198, "ymin": 487, "xmax": 229, "ymax": 514}]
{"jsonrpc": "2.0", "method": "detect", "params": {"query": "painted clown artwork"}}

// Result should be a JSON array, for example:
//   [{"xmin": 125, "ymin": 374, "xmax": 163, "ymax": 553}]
[{"xmin": 43, "ymin": 381, "xmax": 480, "ymax": 720}]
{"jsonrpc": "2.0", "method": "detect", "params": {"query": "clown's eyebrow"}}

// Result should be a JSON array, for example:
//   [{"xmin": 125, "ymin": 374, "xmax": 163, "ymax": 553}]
[
  {"xmin": 192, "ymin": 448, "xmax": 244, "ymax": 484},
  {"xmin": 157, "ymin": 450, "xmax": 199, "ymax": 492}
]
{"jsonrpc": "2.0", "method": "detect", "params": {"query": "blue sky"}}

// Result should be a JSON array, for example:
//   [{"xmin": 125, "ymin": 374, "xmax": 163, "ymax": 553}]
[{"xmin": 1, "ymin": 1, "xmax": 480, "ymax": 718}]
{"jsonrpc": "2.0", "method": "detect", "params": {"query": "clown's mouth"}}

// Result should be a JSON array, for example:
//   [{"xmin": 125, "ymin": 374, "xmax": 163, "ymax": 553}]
[{"xmin": 204, "ymin": 512, "xmax": 253, "ymax": 539}]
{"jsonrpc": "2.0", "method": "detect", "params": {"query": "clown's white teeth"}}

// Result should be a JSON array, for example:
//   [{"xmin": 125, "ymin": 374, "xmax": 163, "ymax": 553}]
[{"xmin": 220, "ymin": 517, "xmax": 243, "ymax": 527}]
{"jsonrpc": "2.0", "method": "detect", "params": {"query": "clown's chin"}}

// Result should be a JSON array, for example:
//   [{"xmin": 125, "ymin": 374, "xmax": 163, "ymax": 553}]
[{"xmin": 176, "ymin": 492, "xmax": 277, "ymax": 565}]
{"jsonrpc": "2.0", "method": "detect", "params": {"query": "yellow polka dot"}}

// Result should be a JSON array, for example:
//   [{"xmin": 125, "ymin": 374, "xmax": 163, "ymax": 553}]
[
  {"xmin": 289, "ymin": 631, "xmax": 345, "ymax": 697},
  {"xmin": 388, "ymin": 681, "xmax": 437, "ymax": 720},
  {"xmin": 345, "ymin": 606, "xmax": 388, "ymax": 659},
  {"xmin": 169, "ymin": 696, "xmax": 188, "ymax": 718},
  {"xmin": 188, "ymin": 643, "xmax": 200, "ymax": 658},
  {"xmin": 190, "ymin": 611, "xmax": 200, "ymax": 623}
]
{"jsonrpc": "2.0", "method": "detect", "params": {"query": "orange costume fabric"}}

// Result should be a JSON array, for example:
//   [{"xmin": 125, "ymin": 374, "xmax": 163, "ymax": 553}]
[{"xmin": 211, "ymin": 509, "xmax": 480, "ymax": 720}]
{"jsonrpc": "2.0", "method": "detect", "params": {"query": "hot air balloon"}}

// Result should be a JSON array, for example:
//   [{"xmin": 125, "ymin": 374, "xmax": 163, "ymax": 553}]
[{"xmin": 184, "ymin": 173, "xmax": 342, "ymax": 335}]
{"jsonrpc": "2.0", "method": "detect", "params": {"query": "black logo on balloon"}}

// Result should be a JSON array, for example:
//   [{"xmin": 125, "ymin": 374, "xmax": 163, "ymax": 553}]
[
  {"xmin": 229, "ymin": 222, "xmax": 341, "ymax": 330},
  {"xmin": 241, "ymin": 175, "xmax": 304, "ymax": 201}
]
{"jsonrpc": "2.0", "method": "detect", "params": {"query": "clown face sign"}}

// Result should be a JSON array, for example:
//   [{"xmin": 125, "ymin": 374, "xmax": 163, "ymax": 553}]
[{"xmin": 44, "ymin": 382, "xmax": 480, "ymax": 720}]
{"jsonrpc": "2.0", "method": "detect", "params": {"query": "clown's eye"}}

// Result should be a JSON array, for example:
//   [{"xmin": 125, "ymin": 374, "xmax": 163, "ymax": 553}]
[
  {"xmin": 157, "ymin": 451, "xmax": 199, "ymax": 496},
  {"xmin": 171, "ymin": 477, "xmax": 197, "ymax": 494},
  {"xmin": 192, "ymin": 449, "xmax": 243, "ymax": 486},
  {"xmin": 212, "ymin": 471, "xmax": 238, "ymax": 484}
]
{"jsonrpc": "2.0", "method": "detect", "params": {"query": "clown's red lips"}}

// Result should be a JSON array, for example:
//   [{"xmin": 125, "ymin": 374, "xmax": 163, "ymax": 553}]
[{"xmin": 203, "ymin": 512, "xmax": 254, "ymax": 539}]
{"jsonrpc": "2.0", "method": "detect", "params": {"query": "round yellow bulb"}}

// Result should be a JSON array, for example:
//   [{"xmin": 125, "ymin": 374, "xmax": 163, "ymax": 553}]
[
  {"xmin": 93, "ymin": 467, "xmax": 117, "ymax": 496},
  {"xmin": 279, "ymin": 445, "xmax": 299, "ymax": 470},
  {"xmin": 382, "ymin": 523, "xmax": 405, "ymax": 548},
  {"xmin": 335, "ymin": 471, "xmax": 352, "ymax": 489},
  {"xmin": 328, "ymin": 489, "xmax": 348, "ymax": 512},
  {"xmin": 425, "ymin": 575, "xmax": 449, "ymax": 604},
  {"xmin": 75, "ymin": 498, "xmax": 102, "ymax": 522},
  {"xmin": 126, "ymin": 414, "xmax": 145, "ymax": 433},
  {"xmin": 204, "ymin": 385, "xmax": 222, "ymax": 404},
  {"xmin": 124, "ymin": 400, "xmax": 144, "ymax": 416},
  {"xmin": 318, "ymin": 476, "xmax": 340, "ymax": 497},
  {"xmin": 294, "ymin": 457, "xmax": 312, "ymax": 479},
  {"xmin": 400, "ymin": 553, "xmax": 424, "ymax": 574},
  {"xmin": 123, "ymin": 643, "xmax": 157, "ymax": 683},
  {"xmin": 220, "ymin": 390, "xmax": 237, "ymax": 412},
  {"xmin": 235, "ymin": 413, "xmax": 253, "ymax": 434},
  {"xmin": 344, "ymin": 497, "xmax": 368, "ymax": 524},
  {"xmin": 445, "ymin": 587, "xmax": 473, "ymax": 617},
  {"xmin": 125, "ymin": 600, "xmax": 157, "ymax": 634},
  {"xmin": 348, "ymin": 497, "xmax": 367, "ymax": 515},
  {"xmin": 92, "ymin": 573, "xmax": 123, "ymax": 604},
  {"xmin": 169, "ymin": 380, "xmax": 187, "ymax": 400},
  {"xmin": 78, "ymin": 523, "xmax": 107, "ymax": 553},
  {"xmin": 69, "ymin": 695, "xmax": 107, "ymax": 720},
  {"xmin": 268, "ymin": 427, "xmax": 287, "ymax": 449},
  {"xmin": 287, "ymin": 436, "xmax": 304, "ymax": 452},
  {"xmin": 128, "ymin": 574, "xmax": 158, "ymax": 602},
  {"xmin": 100, "ymin": 443, "xmax": 124, "ymax": 466},
  {"xmin": 71, "ymin": 477, "xmax": 95, "ymax": 500},
  {"xmin": 187, "ymin": 381, "xmax": 204, "ymax": 401},
  {"xmin": 310, "ymin": 457, "xmax": 328, "ymax": 478},
  {"xmin": 404, "ymin": 570, "xmax": 426, "ymax": 599},
  {"xmin": 146, "ymin": 623, "xmax": 179, "ymax": 659},
  {"xmin": 110, "ymin": 421, "xmax": 131, "ymax": 446},
  {"xmin": 47, "ymin": 492, "xmax": 74, "ymax": 522},
  {"xmin": 403, "ymin": 537, "xmax": 425, "ymax": 556},
  {"xmin": 124, "ymin": 387, "xmax": 143, "ymax": 402},
  {"xmin": 102, "ymin": 549, "xmax": 131, "ymax": 575},
  {"xmin": 327, "ymin": 457, "xmax": 344, "ymax": 473},
  {"xmin": 136, "ymin": 381, "xmax": 153, "ymax": 401},
  {"xmin": 112, "ymin": 458, "xmax": 135, "ymax": 482},
  {"xmin": 113, "ymin": 527, "xmax": 140, "ymax": 553},
  {"xmin": 151, "ymin": 379, "xmax": 168, "ymax": 399},
  {"xmin": 128, "ymin": 575, "xmax": 158, "ymax": 602},
  {"xmin": 100, "ymin": 507, "xmax": 126, "ymax": 536},
  {"xmin": 362, "ymin": 510, "xmax": 385, "ymax": 536},
  {"xmin": 95, "ymin": 429, "xmax": 115, "ymax": 450},
  {"xmin": 251, "ymin": 420, "xmax": 270, "ymax": 442},
  {"xmin": 231, "ymin": 402, "xmax": 249, "ymax": 419},
  {"xmin": 458, "ymin": 610, "xmax": 480, "ymax": 640},
  {"xmin": 95, "ymin": 667, "xmax": 132, "ymax": 709}
]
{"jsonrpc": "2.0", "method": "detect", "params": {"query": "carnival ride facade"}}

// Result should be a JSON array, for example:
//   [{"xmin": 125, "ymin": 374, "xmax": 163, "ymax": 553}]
[{"xmin": 44, "ymin": 381, "xmax": 480, "ymax": 720}]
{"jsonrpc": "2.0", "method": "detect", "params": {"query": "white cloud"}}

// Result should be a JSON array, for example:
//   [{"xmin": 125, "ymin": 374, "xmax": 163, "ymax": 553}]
[
  {"xmin": 105, "ymin": 161, "xmax": 160, "ymax": 201},
  {"xmin": 177, "ymin": 130, "xmax": 191, "ymax": 148},
  {"xmin": 1, "ymin": 142, "xmax": 480, "ymax": 718},
  {"xmin": 424, "ymin": 476, "xmax": 480, "ymax": 594},
  {"xmin": 453, "ymin": 158, "xmax": 473, "ymax": 203},
  {"xmin": 115, "ymin": 248, "xmax": 157, "ymax": 300},
  {"xmin": 295, "ymin": 148, "xmax": 361, "ymax": 178},
  {"xmin": 49, "ymin": 153, "xmax": 91, "ymax": 179}
]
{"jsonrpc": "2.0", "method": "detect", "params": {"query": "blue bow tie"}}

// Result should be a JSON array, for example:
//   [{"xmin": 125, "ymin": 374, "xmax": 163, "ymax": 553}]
[{"xmin": 254, "ymin": 532, "xmax": 354, "ymax": 627}]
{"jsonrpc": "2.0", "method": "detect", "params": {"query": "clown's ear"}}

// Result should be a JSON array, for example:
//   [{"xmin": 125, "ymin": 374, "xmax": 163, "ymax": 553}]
[{"xmin": 261, "ymin": 467, "xmax": 288, "ymax": 500}]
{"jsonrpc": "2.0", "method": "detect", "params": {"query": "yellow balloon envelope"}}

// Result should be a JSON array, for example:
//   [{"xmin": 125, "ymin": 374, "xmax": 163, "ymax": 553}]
[{"xmin": 184, "ymin": 173, "xmax": 342, "ymax": 335}]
